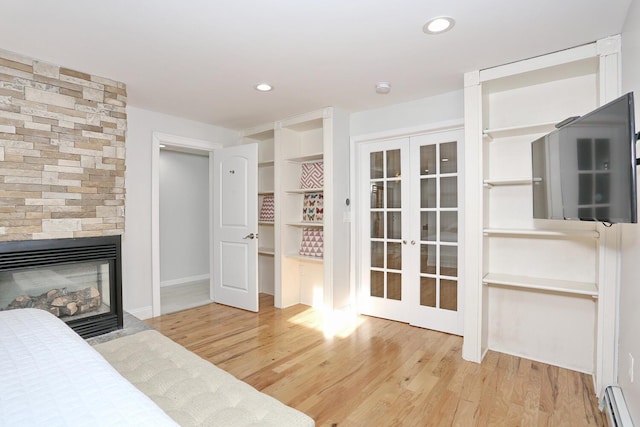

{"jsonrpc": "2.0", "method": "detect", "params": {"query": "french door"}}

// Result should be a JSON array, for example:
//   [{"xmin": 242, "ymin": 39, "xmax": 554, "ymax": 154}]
[{"xmin": 358, "ymin": 129, "xmax": 463, "ymax": 335}]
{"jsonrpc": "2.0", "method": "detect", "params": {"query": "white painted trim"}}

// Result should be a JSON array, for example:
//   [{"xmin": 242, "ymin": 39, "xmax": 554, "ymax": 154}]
[
  {"xmin": 160, "ymin": 274, "xmax": 210, "ymax": 288},
  {"xmin": 126, "ymin": 306, "xmax": 153, "ymax": 320},
  {"xmin": 596, "ymin": 35, "xmax": 622, "ymax": 56},
  {"xmin": 278, "ymin": 108, "xmax": 328, "ymax": 128},
  {"xmin": 593, "ymin": 43, "xmax": 622, "ymax": 397},
  {"xmin": 351, "ymin": 119, "xmax": 464, "ymax": 144},
  {"xmin": 462, "ymin": 79, "xmax": 484, "ymax": 363},
  {"xmin": 349, "ymin": 123, "xmax": 357, "ymax": 315},
  {"xmin": 480, "ymin": 42, "xmax": 598, "ymax": 83},
  {"xmin": 151, "ymin": 132, "xmax": 223, "ymax": 318},
  {"xmin": 488, "ymin": 346, "xmax": 593, "ymax": 375}
]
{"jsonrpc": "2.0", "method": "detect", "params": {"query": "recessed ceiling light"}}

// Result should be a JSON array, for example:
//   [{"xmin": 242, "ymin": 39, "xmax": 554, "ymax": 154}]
[
  {"xmin": 255, "ymin": 83, "xmax": 273, "ymax": 92},
  {"xmin": 375, "ymin": 82, "xmax": 391, "ymax": 94},
  {"xmin": 423, "ymin": 16, "xmax": 455, "ymax": 34}
]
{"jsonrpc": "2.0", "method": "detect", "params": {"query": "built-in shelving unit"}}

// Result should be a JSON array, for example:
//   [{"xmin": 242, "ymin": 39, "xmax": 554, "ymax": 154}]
[
  {"xmin": 463, "ymin": 37, "xmax": 622, "ymax": 394},
  {"xmin": 285, "ymin": 253, "xmax": 324, "ymax": 263},
  {"xmin": 482, "ymin": 273, "xmax": 598, "ymax": 297},
  {"xmin": 275, "ymin": 108, "xmax": 350, "ymax": 311},
  {"xmin": 284, "ymin": 188, "xmax": 323, "ymax": 194},
  {"xmin": 483, "ymin": 178, "xmax": 540, "ymax": 187},
  {"xmin": 483, "ymin": 228, "xmax": 599, "ymax": 239},
  {"xmin": 286, "ymin": 153, "xmax": 324, "ymax": 163},
  {"xmin": 482, "ymin": 121, "xmax": 560, "ymax": 140},
  {"xmin": 241, "ymin": 124, "xmax": 276, "ymax": 297},
  {"xmin": 286, "ymin": 222, "xmax": 323, "ymax": 227}
]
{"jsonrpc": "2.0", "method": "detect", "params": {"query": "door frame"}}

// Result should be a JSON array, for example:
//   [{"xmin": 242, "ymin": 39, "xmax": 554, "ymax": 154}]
[
  {"xmin": 151, "ymin": 132, "xmax": 223, "ymax": 318},
  {"xmin": 349, "ymin": 119, "xmax": 464, "ymax": 321}
]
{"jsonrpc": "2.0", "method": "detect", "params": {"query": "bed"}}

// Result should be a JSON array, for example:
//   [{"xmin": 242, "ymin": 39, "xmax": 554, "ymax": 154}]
[{"xmin": 0, "ymin": 308, "xmax": 315, "ymax": 427}]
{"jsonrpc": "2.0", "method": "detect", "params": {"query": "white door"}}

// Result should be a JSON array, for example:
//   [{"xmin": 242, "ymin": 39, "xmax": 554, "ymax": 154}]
[
  {"xmin": 358, "ymin": 130, "xmax": 463, "ymax": 335},
  {"xmin": 212, "ymin": 143, "xmax": 259, "ymax": 312}
]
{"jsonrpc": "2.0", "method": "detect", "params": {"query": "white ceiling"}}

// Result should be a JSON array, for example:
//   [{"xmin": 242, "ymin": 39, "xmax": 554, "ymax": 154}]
[{"xmin": 0, "ymin": 0, "xmax": 633, "ymax": 130}]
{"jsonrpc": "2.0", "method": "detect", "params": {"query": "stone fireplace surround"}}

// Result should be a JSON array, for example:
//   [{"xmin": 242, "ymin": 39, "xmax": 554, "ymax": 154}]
[
  {"xmin": 0, "ymin": 48, "xmax": 127, "ymax": 336},
  {"xmin": 0, "ymin": 48, "xmax": 126, "ymax": 241}
]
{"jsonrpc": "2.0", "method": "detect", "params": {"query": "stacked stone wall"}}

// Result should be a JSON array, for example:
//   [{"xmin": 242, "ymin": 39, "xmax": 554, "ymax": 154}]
[{"xmin": 0, "ymin": 49, "xmax": 126, "ymax": 240}]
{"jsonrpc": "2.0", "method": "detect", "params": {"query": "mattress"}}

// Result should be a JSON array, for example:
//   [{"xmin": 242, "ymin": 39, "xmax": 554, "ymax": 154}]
[{"xmin": 0, "ymin": 308, "xmax": 178, "ymax": 427}]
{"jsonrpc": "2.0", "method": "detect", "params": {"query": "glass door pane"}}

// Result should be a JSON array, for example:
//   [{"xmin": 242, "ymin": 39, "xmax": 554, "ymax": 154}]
[
  {"xmin": 419, "ymin": 141, "xmax": 458, "ymax": 312},
  {"xmin": 369, "ymin": 148, "xmax": 404, "ymax": 301}
]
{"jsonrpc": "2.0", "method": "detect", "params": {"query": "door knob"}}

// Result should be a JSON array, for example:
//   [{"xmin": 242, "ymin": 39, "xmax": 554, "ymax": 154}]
[{"xmin": 243, "ymin": 233, "xmax": 256, "ymax": 239}]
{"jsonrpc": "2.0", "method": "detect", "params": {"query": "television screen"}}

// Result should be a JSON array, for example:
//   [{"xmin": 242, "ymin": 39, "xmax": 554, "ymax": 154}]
[{"xmin": 532, "ymin": 92, "xmax": 637, "ymax": 223}]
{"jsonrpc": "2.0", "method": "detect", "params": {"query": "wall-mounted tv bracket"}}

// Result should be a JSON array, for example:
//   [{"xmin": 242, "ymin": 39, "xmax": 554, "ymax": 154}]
[
  {"xmin": 636, "ymin": 131, "xmax": 640, "ymax": 166},
  {"xmin": 555, "ymin": 116, "xmax": 581, "ymax": 128}
]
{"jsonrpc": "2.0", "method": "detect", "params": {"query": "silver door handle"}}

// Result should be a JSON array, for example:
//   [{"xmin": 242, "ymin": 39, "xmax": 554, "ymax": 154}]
[{"xmin": 243, "ymin": 233, "xmax": 257, "ymax": 239}]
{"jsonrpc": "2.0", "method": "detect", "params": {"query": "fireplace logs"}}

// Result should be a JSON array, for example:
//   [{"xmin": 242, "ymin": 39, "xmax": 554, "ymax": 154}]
[{"xmin": 6, "ymin": 287, "xmax": 102, "ymax": 318}]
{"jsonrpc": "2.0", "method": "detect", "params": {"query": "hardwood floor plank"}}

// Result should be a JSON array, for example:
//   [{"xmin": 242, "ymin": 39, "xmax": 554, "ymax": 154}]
[{"xmin": 146, "ymin": 295, "xmax": 606, "ymax": 427}]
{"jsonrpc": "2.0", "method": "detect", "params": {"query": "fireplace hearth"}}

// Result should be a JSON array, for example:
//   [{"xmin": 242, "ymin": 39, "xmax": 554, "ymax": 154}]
[{"xmin": 0, "ymin": 236, "xmax": 123, "ymax": 338}]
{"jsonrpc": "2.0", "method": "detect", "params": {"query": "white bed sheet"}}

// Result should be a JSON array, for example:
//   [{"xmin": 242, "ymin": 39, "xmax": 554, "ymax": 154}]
[{"xmin": 0, "ymin": 308, "xmax": 178, "ymax": 427}]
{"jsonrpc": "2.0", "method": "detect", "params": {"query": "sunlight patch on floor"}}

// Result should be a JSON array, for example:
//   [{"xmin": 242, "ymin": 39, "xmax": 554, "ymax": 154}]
[{"xmin": 287, "ymin": 305, "xmax": 364, "ymax": 339}]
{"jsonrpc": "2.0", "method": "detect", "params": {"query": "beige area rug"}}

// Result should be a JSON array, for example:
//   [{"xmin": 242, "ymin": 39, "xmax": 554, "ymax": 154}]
[{"xmin": 93, "ymin": 330, "xmax": 315, "ymax": 427}]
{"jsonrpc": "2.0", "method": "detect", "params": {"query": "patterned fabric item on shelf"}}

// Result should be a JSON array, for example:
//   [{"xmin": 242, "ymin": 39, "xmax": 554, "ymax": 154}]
[
  {"xmin": 299, "ymin": 228, "xmax": 323, "ymax": 258},
  {"xmin": 302, "ymin": 193, "xmax": 323, "ymax": 222},
  {"xmin": 259, "ymin": 195, "xmax": 274, "ymax": 222},
  {"xmin": 300, "ymin": 161, "xmax": 324, "ymax": 189}
]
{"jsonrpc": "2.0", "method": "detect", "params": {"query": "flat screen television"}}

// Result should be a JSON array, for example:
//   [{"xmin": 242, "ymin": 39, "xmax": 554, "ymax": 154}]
[{"xmin": 531, "ymin": 92, "xmax": 637, "ymax": 224}]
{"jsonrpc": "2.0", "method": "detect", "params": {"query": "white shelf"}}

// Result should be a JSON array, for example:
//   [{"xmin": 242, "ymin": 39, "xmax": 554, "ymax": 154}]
[
  {"xmin": 482, "ymin": 273, "xmax": 598, "ymax": 297},
  {"xmin": 285, "ymin": 153, "xmax": 323, "ymax": 163},
  {"xmin": 483, "ymin": 178, "xmax": 540, "ymax": 187},
  {"xmin": 258, "ymin": 191, "xmax": 274, "ymax": 196},
  {"xmin": 258, "ymin": 221, "xmax": 274, "ymax": 226},
  {"xmin": 286, "ymin": 221, "xmax": 323, "ymax": 228},
  {"xmin": 483, "ymin": 121, "xmax": 559, "ymax": 140},
  {"xmin": 483, "ymin": 228, "xmax": 599, "ymax": 239},
  {"xmin": 258, "ymin": 247, "xmax": 275, "ymax": 256},
  {"xmin": 284, "ymin": 187, "xmax": 323, "ymax": 194},
  {"xmin": 258, "ymin": 160, "xmax": 274, "ymax": 167},
  {"xmin": 285, "ymin": 253, "xmax": 324, "ymax": 262}
]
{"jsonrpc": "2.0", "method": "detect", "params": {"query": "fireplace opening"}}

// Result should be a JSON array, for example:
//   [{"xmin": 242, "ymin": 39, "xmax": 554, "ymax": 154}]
[{"xmin": 0, "ymin": 236, "xmax": 123, "ymax": 338}]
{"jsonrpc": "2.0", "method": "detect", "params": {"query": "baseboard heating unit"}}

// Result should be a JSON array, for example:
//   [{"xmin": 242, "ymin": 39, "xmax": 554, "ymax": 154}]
[{"xmin": 602, "ymin": 386, "xmax": 634, "ymax": 426}]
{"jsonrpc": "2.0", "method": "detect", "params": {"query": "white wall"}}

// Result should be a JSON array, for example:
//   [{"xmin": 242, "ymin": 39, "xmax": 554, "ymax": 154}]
[
  {"xmin": 123, "ymin": 106, "xmax": 238, "ymax": 317},
  {"xmin": 619, "ymin": 3, "xmax": 640, "ymax": 421},
  {"xmin": 159, "ymin": 150, "xmax": 210, "ymax": 285},
  {"xmin": 350, "ymin": 90, "xmax": 464, "ymax": 136}
]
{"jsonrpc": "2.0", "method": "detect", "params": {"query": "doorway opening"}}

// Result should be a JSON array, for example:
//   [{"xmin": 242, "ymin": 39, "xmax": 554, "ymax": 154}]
[
  {"xmin": 353, "ymin": 123, "xmax": 465, "ymax": 335},
  {"xmin": 159, "ymin": 148, "xmax": 211, "ymax": 314},
  {"xmin": 151, "ymin": 132, "xmax": 222, "ymax": 318}
]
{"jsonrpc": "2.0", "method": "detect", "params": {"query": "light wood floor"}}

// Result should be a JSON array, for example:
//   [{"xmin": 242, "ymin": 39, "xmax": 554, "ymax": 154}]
[
  {"xmin": 160, "ymin": 279, "xmax": 211, "ymax": 315},
  {"xmin": 146, "ymin": 294, "xmax": 605, "ymax": 427}
]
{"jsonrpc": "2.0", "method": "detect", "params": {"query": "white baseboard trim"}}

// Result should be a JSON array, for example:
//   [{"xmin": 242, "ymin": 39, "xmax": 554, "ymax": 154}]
[
  {"xmin": 488, "ymin": 345, "xmax": 593, "ymax": 375},
  {"xmin": 160, "ymin": 274, "xmax": 210, "ymax": 288},
  {"xmin": 126, "ymin": 306, "xmax": 153, "ymax": 320}
]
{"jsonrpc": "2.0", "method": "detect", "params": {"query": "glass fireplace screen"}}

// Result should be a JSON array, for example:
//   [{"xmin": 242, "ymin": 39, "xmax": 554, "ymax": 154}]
[{"xmin": 0, "ymin": 260, "xmax": 112, "ymax": 321}]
